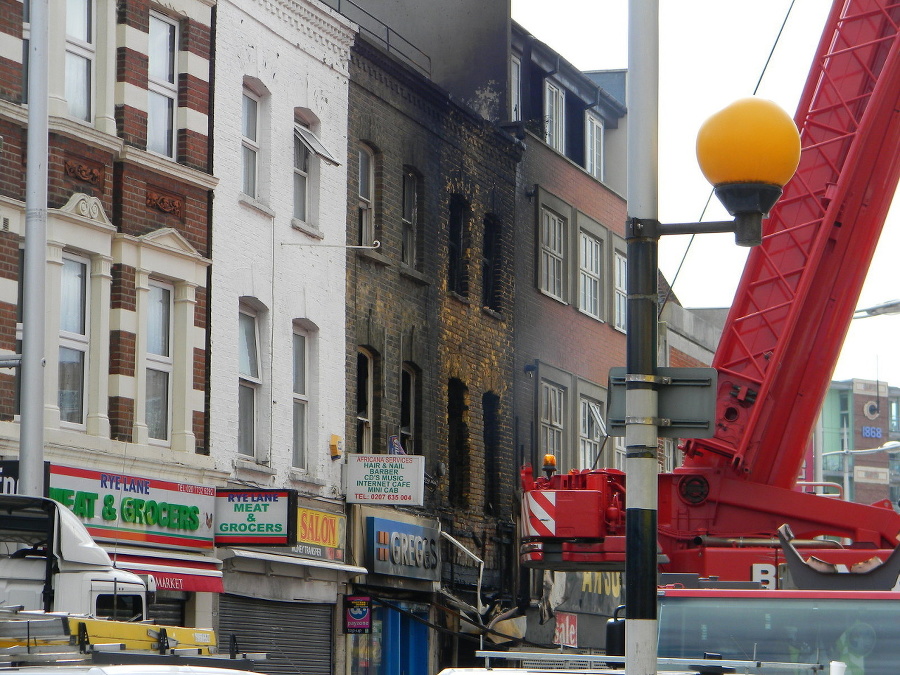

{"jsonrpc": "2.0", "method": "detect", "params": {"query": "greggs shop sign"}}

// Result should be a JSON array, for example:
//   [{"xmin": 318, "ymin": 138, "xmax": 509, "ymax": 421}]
[
  {"xmin": 48, "ymin": 464, "xmax": 216, "ymax": 550},
  {"xmin": 365, "ymin": 516, "xmax": 440, "ymax": 581}
]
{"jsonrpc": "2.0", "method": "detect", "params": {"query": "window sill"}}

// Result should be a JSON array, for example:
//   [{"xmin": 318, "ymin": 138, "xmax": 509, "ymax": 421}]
[
  {"xmin": 538, "ymin": 288, "xmax": 569, "ymax": 306},
  {"xmin": 448, "ymin": 291, "xmax": 471, "ymax": 305},
  {"xmin": 481, "ymin": 306, "xmax": 503, "ymax": 321},
  {"xmin": 291, "ymin": 218, "xmax": 324, "ymax": 239},
  {"xmin": 357, "ymin": 248, "xmax": 391, "ymax": 266},
  {"xmin": 399, "ymin": 265, "xmax": 428, "ymax": 285},
  {"xmin": 289, "ymin": 469, "xmax": 325, "ymax": 486},
  {"xmin": 577, "ymin": 307, "xmax": 605, "ymax": 323},
  {"xmin": 233, "ymin": 457, "xmax": 276, "ymax": 476},
  {"xmin": 238, "ymin": 194, "xmax": 275, "ymax": 218}
]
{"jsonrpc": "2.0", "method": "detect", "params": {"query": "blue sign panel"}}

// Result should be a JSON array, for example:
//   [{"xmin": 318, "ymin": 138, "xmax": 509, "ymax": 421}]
[{"xmin": 365, "ymin": 517, "xmax": 441, "ymax": 581}]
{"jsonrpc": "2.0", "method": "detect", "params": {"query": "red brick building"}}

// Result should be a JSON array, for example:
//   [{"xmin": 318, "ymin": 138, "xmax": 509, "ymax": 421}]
[{"xmin": 0, "ymin": 0, "xmax": 221, "ymax": 627}]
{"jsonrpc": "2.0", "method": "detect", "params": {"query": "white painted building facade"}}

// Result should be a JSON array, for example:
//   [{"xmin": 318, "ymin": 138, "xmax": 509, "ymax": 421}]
[
  {"xmin": 209, "ymin": 4, "xmax": 358, "ymax": 668},
  {"xmin": 210, "ymin": 0, "xmax": 354, "ymax": 497}
]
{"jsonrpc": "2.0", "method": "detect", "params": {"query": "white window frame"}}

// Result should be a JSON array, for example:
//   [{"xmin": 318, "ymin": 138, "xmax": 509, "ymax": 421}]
[
  {"xmin": 59, "ymin": 254, "xmax": 90, "ymax": 426},
  {"xmin": 241, "ymin": 91, "xmax": 260, "ymax": 199},
  {"xmin": 147, "ymin": 12, "xmax": 179, "ymax": 158},
  {"xmin": 145, "ymin": 281, "xmax": 173, "ymax": 444},
  {"xmin": 579, "ymin": 231, "xmax": 602, "ymax": 320},
  {"xmin": 614, "ymin": 436, "xmax": 626, "ymax": 471},
  {"xmin": 510, "ymin": 55, "xmax": 522, "ymax": 122},
  {"xmin": 401, "ymin": 169, "xmax": 418, "ymax": 268},
  {"xmin": 540, "ymin": 207, "xmax": 566, "ymax": 301},
  {"xmin": 544, "ymin": 79, "xmax": 565, "ymax": 152},
  {"xmin": 22, "ymin": 2, "xmax": 30, "ymax": 105},
  {"xmin": 238, "ymin": 308, "xmax": 261, "ymax": 457},
  {"xmin": 540, "ymin": 380, "xmax": 565, "ymax": 459},
  {"xmin": 579, "ymin": 398, "xmax": 605, "ymax": 470},
  {"xmin": 585, "ymin": 112, "xmax": 605, "ymax": 181},
  {"xmin": 292, "ymin": 121, "xmax": 338, "ymax": 228},
  {"xmin": 614, "ymin": 250, "xmax": 627, "ymax": 332},
  {"xmin": 357, "ymin": 348, "xmax": 373, "ymax": 453},
  {"xmin": 65, "ymin": 0, "xmax": 95, "ymax": 122},
  {"xmin": 292, "ymin": 331, "xmax": 308, "ymax": 469},
  {"xmin": 293, "ymin": 131, "xmax": 310, "ymax": 223},
  {"xmin": 661, "ymin": 438, "xmax": 676, "ymax": 473},
  {"xmin": 358, "ymin": 146, "xmax": 375, "ymax": 246}
]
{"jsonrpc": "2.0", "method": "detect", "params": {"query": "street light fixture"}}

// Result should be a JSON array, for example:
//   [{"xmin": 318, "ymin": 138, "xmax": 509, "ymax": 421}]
[
  {"xmin": 622, "ymin": 85, "xmax": 800, "ymax": 673},
  {"xmin": 821, "ymin": 440, "xmax": 900, "ymax": 501},
  {"xmin": 853, "ymin": 299, "xmax": 900, "ymax": 319}
]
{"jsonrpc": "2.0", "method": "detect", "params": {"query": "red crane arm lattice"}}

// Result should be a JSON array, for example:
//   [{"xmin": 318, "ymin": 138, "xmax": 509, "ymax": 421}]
[{"xmin": 682, "ymin": 0, "xmax": 900, "ymax": 489}]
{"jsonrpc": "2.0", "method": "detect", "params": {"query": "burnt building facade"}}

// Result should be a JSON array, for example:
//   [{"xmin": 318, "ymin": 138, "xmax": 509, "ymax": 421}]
[{"xmin": 343, "ymin": 32, "xmax": 521, "ymax": 671}]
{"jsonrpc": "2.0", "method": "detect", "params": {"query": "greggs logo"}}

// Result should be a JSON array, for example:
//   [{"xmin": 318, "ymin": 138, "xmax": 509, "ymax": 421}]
[{"xmin": 374, "ymin": 528, "xmax": 438, "ymax": 570}]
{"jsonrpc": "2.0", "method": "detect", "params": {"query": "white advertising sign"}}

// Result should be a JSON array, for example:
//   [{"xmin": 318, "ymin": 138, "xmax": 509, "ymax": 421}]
[{"xmin": 345, "ymin": 455, "xmax": 425, "ymax": 505}]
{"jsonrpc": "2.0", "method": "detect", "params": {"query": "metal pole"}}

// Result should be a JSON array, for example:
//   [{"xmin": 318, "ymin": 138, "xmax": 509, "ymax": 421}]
[
  {"xmin": 843, "ymin": 451, "xmax": 850, "ymax": 502},
  {"xmin": 625, "ymin": 1, "xmax": 659, "ymax": 674},
  {"xmin": 20, "ymin": 0, "xmax": 49, "ymax": 497}
]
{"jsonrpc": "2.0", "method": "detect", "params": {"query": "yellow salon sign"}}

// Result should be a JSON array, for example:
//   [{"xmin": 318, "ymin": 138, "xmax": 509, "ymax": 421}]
[{"xmin": 295, "ymin": 507, "xmax": 347, "ymax": 562}]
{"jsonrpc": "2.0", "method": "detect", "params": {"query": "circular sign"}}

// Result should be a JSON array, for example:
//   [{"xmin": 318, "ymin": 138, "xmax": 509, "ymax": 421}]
[{"xmin": 864, "ymin": 400, "xmax": 880, "ymax": 420}]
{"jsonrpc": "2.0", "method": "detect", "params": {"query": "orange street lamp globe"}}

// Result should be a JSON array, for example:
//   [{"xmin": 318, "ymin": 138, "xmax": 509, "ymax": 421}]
[
  {"xmin": 696, "ymin": 97, "xmax": 801, "ymax": 187},
  {"xmin": 695, "ymin": 97, "xmax": 801, "ymax": 246}
]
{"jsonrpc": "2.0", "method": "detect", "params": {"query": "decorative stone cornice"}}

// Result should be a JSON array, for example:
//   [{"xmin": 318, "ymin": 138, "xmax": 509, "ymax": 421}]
[{"xmin": 249, "ymin": 0, "xmax": 356, "ymax": 72}]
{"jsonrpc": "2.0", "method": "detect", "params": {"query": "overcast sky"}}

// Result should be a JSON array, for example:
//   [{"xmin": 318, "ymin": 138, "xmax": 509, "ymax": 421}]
[{"xmin": 511, "ymin": 0, "xmax": 900, "ymax": 387}]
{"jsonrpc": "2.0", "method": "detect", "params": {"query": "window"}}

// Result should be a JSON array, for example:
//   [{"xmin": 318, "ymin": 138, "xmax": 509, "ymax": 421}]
[
  {"xmin": 580, "ymin": 231, "xmax": 602, "ymax": 319},
  {"xmin": 448, "ymin": 196, "xmax": 469, "ymax": 296},
  {"xmin": 22, "ymin": 0, "xmax": 30, "ymax": 105},
  {"xmin": 400, "ymin": 364, "xmax": 419, "ymax": 454},
  {"xmin": 579, "ymin": 398, "xmax": 605, "ymax": 469},
  {"xmin": 238, "ymin": 309, "xmax": 260, "ymax": 456},
  {"xmin": 292, "ymin": 332, "xmax": 308, "ymax": 469},
  {"xmin": 540, "ymin": 207, "xmax": 565, "ymax": 301},
  {"xmin": 293, "ymin": 131, "xmax": 310, "ymax": 222},
  {"xmin": 482, "ymin": 215, "xmax": 501, "ymax": 311},
  {"xmin": 483, "ymin": 392, "xmax": 500, "ymax": 513},
  {"xmin": 544, "ymin": 80, "xmax": 565, "ymax": 152},
  {"xmin": 586, "ymin": 112, "xmax": 604, "ymax": 180},
  {"xmin": 241, "ymin": 92, "xmax": 260, "ymax": 198},
  {"xmin": 66, "ymin": 0, "xmax": 94, "ymax": 121},
  {"xmin": 510, "ymin": 56, "xmax": 521, "ymax": 121},
  {"xmin": 146, "ymin": 282, "xmax": 173, "ymax": 442},
  {"xmin": 540, "ymin": 381, "xmax": 565, "ymax": 459},
  {"xmin": 293, "ymin": 118, "xmax": 338, "ymax": 227},
  {"xmin": 148, "ymin": 13, "xmax": 178, "ymax": 157},
  {"xmin": 448, "ymin": 378, "xmax": 469, "ymax": 506},
  {"xmin": 59, "ymin": 256, "xmax": 89, "ymax": 424},
  {"xmin": 614, "ymin": 250, "xmax": 627, "ymax": 331},
  {"xmin": 614, "ymin": 436, "xmax": 626, "ymax": 471},
  {"xmin": 401, "ymin": 170, "xmax": 419, "ymax": 268},
  {"xmin": 890, "ymin": 398, "xmax": 899, "ymax": 433},
  {"xmin": 356, "ymin": 349, "xmax": 373, "ymax": 453},
  {"xmin": 358, "ymin": 146, "xmax": 374, "ymax": 246},
  {"xmin": 661, "ymin": 438, "xmax": 676, "ymax": 473}
]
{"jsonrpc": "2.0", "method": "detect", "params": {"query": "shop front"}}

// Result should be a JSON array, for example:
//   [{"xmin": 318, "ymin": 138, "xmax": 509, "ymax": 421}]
[
  {"xmin": 215, "ymin": 490, "xmax": 365, "ymax": 675},
  {"xmin": 46, "ymin": 462, "xmax": 222, "ymax": 626},
  {"xmin": 346, "ymin": 510, "xmax": 440, "ymax": 675}
]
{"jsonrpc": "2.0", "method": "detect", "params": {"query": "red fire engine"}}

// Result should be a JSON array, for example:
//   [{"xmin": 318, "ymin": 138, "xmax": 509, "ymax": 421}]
[{"xmin": 521, "ymin": 0, "xmax": 900, "ymax": 586}]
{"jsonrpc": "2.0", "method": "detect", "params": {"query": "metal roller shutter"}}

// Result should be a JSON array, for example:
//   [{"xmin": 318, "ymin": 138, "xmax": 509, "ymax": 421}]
[
  {"xmin": 218, "ymin": 594, "xmax": 333, "ymax": 675},
  {"xmin": 148, "ymin": 591, "xmax": 186, "ymax": 626}
]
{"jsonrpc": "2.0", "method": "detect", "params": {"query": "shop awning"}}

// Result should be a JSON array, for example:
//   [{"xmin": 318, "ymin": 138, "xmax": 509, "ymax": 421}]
[
  {"xmin": 222, "ymin": 548, "xmax": 368, "ymax": 577},
  {"xmin": 106, "ymin": 548, "xmax": 224, "ymax": 593}
]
